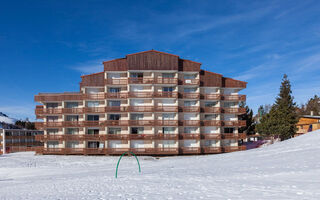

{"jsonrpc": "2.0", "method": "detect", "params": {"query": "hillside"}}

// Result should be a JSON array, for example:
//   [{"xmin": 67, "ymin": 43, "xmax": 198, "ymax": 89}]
[
  {"xmin": 1, "ymin": 130, "xmax": 320, "ymax": 199},
  {"xmin": 0, "ymin": 112, "xmax": 16, "ymax": 125}
]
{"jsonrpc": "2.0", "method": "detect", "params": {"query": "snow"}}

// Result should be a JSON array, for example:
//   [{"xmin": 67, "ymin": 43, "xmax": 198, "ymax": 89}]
[
  {"xmin": 1, "ymin": 130, "xmax": 320, "ymax": 199},
  {"xmin": 0, "ymin": 115, "xmax": 16, "ymax": 124}
]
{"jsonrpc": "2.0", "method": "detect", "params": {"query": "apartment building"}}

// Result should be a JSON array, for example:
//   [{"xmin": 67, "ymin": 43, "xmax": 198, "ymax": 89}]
[
  {"xmin": 34, "ymin": 50, "xmax": 247, "ymax": 155},
  {"xmin": 0, "ymin": 129, "xmax": 43, "ymax": 154}
]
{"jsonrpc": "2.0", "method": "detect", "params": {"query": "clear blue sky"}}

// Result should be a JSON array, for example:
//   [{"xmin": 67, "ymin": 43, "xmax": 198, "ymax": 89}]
[{"xmin": 0, "ymin": 0, "xmax": 320, "ymax": 120}]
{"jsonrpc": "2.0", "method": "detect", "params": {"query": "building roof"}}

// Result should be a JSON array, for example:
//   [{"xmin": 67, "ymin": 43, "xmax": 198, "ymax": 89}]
[{"xmin": 300, "ymin": 115, "xmax": 320, "ymax": 119}]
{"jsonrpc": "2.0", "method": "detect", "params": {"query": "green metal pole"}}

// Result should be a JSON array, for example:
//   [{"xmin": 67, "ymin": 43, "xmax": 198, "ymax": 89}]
[
  {"xmin": 129, "ymin": 151, "xmax": 141, "ymax": 173},
  {"xmin": 115, "ymin": 151, "xmax": 141, "ymax": 178},
  {"xmin": 115, "ymin": 152, "xmax": 127, "ymax": 178}
]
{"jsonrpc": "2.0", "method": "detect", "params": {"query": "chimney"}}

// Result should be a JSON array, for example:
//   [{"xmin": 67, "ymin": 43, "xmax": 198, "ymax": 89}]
[{"xmin": 311, "ymin": 111, "xmax": 314, "ymax": 116}]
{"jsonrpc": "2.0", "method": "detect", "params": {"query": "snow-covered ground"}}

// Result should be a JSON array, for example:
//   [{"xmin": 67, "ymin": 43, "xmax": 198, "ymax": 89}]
[{"xmin": 1, "ymin": 130, "xmax": 320, "ymax": 200}]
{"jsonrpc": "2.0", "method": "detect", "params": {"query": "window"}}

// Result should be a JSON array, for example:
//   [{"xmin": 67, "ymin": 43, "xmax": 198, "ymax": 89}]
[
  {"xmin": 131, "ymin": 127, "xmax": 144, "ymax": 134},
  {"xmin": 162, "ymin": 113, "xmax": 175, "ymax": 120},
  {"xmin": 108, "ymin": 128, "xmax": 121, "ymax": 134},
  {"xmin": 87, "ymin": 115, "xmax": 99, "ymax": 121},
  {"xmin": 87, "ymin": 101, "xmax": 99, "ymax": 107},
  {"xmin": 86, "ymin": 88, "xmax": 100, "ymax": 94},
  {"xmin": 47, "ymin": 116, "xmax": 58, "ymax": 122},
  {"xmin": 107, "ymin": 73, "xmax": 121, "ymax": 79},
  {"xmin": 184, "ymin": 74, "xmax": 196, "ymax": 79},
  {"xmin": 109, "ymin": 114, "xmax": 120, "ymax": 120},
  {"xmin": 163, "ymin": 127, "xmax": 175, "ymax": 134},
  {"xmin": 184, "ymin": 101, "xmax": 197, "ymax": 106},
  {"xmin": 130, "ymin": 72, "xmax": 143, "ymax": 78},
  {"xmin": 66, "ymin": 128, "xmax": 79, "ymax": 135},
  {"xmin": 162, "ymin": 87, "xmax": 174, "ymax": 92},
  {"xmin": 163, "ymin": 140, "xmax": 175, "ymax": 148},
  {"xmin": 66, "ymin": 141, "xmax": 79, "ymax": 148},
  {"xmin": 87, "ymin": 128, "xmax": 99, "ymax": 135},
  {"xmin": 47, "ymin": 129, "xmax": 59, "ymax": 135},
  {"xmin": 47, "ymin": 141, "xmax": 59, "ymax": 148},
  {"xmin": 88, "ymin": 141, "xmax": 100, "ymax": 148},
  {"xmin": 131, "ymin": 85, "xmax": 144, "ymax": 91},
  {"xmin": 108, "ymin": 101, "xmax": 121, "ymax": 107},
  {"xmin": 184, "ymin": 127, "xmax": 198, "ymax": 133},
  {"xmin": 131, "ymin": 114, "xmax": 144, "ymax": 120},
  {"xmin": 161, "ymin": 99, "xmax": 175, "ymax": 105},
  {"xmin": 224, "ymin": 102, "xmax": 236, "ymax": 108},
  {"xmin": 66, "ymin": 102, "xmax": 78, "ymax": 108},
  {"xmin": 162, "ymin": 73, "xmax": 175, "ymax": 78},
  {"xmin": 224, "ymin": 128, "xmax": 234, "ymax": 133},
  {"xmin": 66, "ymin": 115, "xmax": 79, "ymax": 121},
  {"xmin": 205, "ymin": 140, "xmax": 217, "ymax": 147},
  {"xmin": 205, "ymin": 101, "xmax": 218, "ymax": 107},
  {"xmin": 204, "ymin": 114, "xmax": 217, "ymax": 120},
  {"xmin": 184, "ymin": 87, "xmax": 197, "ymax": 93},
  {"xmin": 109, "ymin": 88, "xmax": 120, "ymax": 93},
  {"xmin": 47, "ymin": 103, "xmax": 58, "ymax": 108}
]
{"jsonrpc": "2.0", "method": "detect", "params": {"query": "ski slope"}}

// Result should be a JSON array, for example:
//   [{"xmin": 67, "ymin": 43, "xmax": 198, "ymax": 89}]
[{"xmin": 1, "ymin": 130, "xmax": 320, "ymax": 200}]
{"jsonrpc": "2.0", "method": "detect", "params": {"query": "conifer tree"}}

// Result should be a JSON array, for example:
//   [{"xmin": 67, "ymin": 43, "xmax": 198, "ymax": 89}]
[{"xmin": 239, "ymin": 102, "xmax": 255, "ymax": 135}]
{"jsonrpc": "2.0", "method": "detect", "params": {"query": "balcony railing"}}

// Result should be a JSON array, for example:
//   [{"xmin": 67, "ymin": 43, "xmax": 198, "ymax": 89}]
[
  {"xmin": 222, "ymin": 107, "xmax": 246, "ymax": 114},
  {"xmin": 222, "ymin": 120, "xmax": 246, "ymax": 127},
  {"xmin": 35, "ymin": 107, "xmax": 63, "ymax": 115},
  {"xmin": 154, "ymin": 106, "xmax": 178, "ymax": 112},
  {"xmin": 222, "ymin": 146, "xmax": 246, "ymax": 152},
  {"xmin": 221, "ymin": 133, "xmax": 239, "ymax": 139},
  {"xmin": 222, "ymin": 95, "xmax": 246, "ymax": 101},
  {"xmin": 106, "ymin": 134, "xmax": 129, "ymax": 140},
  {"xmin": 105, "ymin": 120, "xmax": 129, "ymax": 126},
  {"xmin": 155, "ymin": 120, "xmax": 179, "ymax": 126},
  {"xmin": 179, "ymin": 93, "xmax": 200, "ymax": 99},
  {"xmin": 62, "ymin": 108, "xmax": 84, "ymax": 114},
  {"xmin": 105, "ymin": 93, "xmax": 128, "ymax": 99},
  {"xmin": 84, "ymin": 107, "xmax": 105, "ymax": 113},
  {"xmin": 155, "ymin": 78, "xmax": 178, "ymax": 84},
  {"xmin": 201, "ymin": 147, "xmax": 222, "ymax": 153},
  {"xmin": 153, "ymin": 148, "xmax": 179, "ymax": 155},
  {"xmin": 179, "ymin": 79, "xmax": 200, "ymax": 85},
  {"xmin": 201, "ymin": 120, "xmax": 221, "ymax": 126},
  {"xmin": 129, "ymin": 134, "xmax": 155, "ymax": 140},
  {"xmin": 35, "ymin": 93, "xmax": 83, "ymax": 102},
  {"xmin": 201, "ymin": 107, "xmax": 221, "ymax": 113},
  {"xmin": 180, "ymin": 133, "xmax": 201, "ymax": 139},
  {"xmin": 105, "ymin": 78, "xmax": 128, "ymax": 85},
  {"xmin": 83, "ymin": 93, "xmax": 105, "ymax": 100},
  {"xmin": 128, "ymin": 78, "xmax": 154, "ymax": 84},
  {"xmin": 201, "ymin": 94, "xmax": 221, "ymax": 100},
  {"xmin": 105, "ymin": 106, "xmax": 128, "ymax": 112},
  {"xmin": 128, "ymin": 106, "xmax": 154, "ymax": 112},
  {"xmin": 179, "ymin": 120, "xmax": 200, "ymax": 126},
  {"xmin": 200, "ymin": 133, "xmax": 221, "ymax": 139},
  {"xmin": 154, "ymin": 92, "xmax": 178, "ymax": 98},
  {"xmin": 154, "ymin": 133, "xmax": 179, "ymax": 140},
  {"xmin": 179, "ymin": 106, "xmax": 200, "ymax": 112},
  {"xmin": 128, "ymin": 92, "xmax": 153, "ymax": 98},
  {"xmin": 129, "ymin": 120, "xmax": 154, "ymax": 126},
  {"xmin": 179, "ymin": 147, "xmax": 201, "ymax": 154}
]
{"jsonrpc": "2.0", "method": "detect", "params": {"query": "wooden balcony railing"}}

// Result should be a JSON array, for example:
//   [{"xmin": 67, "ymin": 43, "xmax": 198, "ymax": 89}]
[
  {"xmin": 180, "ymin": 133, "xmax": 201, "ymax": 139},
  {"xmin": 105, "ymin": 106, "xmax": 128, "ymax": 112},
  {"xmin": 154, "ymin": 133, "xmax": 179, "ymax": 140},
  {"xmin": 153, "ymin": 148, "xmax": 179, "ymax": 155},
  {"xmin": 35, "ymin": 122, "xmax": 63, "ymax": 129},
  {"xmin": 200, "ymin": 133, "xmax": 221, "ymax": 139},
  {"xmin": 107, "ymin": 148, "xmax": 130, "ymax": 154},
  {"xmin": 201, "ymin": 94, "xmax": 221, "ymax": 100},
  {"xmin": 201, "ymin": 107, "xmax": 221, "ymax": 113},
  {"xmin": 128, "ymin": 120, "xmax": 154, "ymax": 126},
  {"xmin": 83, "ymin": 93, "xmax": 105, "ymax": 100},
  {"xmin": 221, "ymin": 133, "xmax": 239, "ymax": 139},
  {"xmin": 63, "ymin": 121, "xmax": 83, "ymax": 127},
  {"xmin": 222, "ymin": 95, "xmax": 246, "ymax": 101},
  {"xmin": 201, "ymin": 120, "xmax": 221, "ymax": 126},
  {"xmin": 106, "ymin": 134, "xmax": 129, "ymax": 140},
  {"xmin": 128, "ymin": 78, "xmax": 154, "ymax": 84},
  {"xmin": 179, "ymin": 93, "xmax": 200, "ymax": 99},
  {"xmin": 105, "ymin": 79, "xmax": 128, "ymax": 85},
  {"xmin": 154, "ymin": 106, "xmax": 178, "ymax": 112},
  {"xmin": 129, "ymin": 148, "xmax": 156, "ymax": 154},
  {"xmin": 222, "ymin": 107, "xmax": 246, "ymax": 114},
  {"xmin": 35, "ymin": 107, "xmax": 63, "ymax": 115},
  {"xmin": 201, "ymin": 147, "xmax": 222, "ymax": 153},
  {"xmin": 129, "ymin": 134, "xmax": 155, "ymax": 140},
  {"xmin": 62, "ymin": 108, "xmax": 84, "ymax": 114},
  {"xmin": 84, "ymin": 107, "xmax": 105, "ymax": 113},
  {"xmin": 128, "ymin": 92, "xmax": 153, "ymax": 98},
  {"xmin": 105, "ymin": 93, "xmax": 128, "ymax": 99},
  {"xmin": 179, "ymin": 106, "xmax": 200, "ymax": 112},
  {"xmin": 155, "ymin": 120, "xmax": 179, "ymax": 126},
  {"xmin": 222, "ymin": 120, "xmax": 246, "ymax": 127},
  {"xmin": 35, "ymin": 93, "xmax": 83, "ymax": 102},
  {"xmin": 222, "ymin": 146, "xmax": 245, "ymax": 153},
  {"xmin": 179, "ymin": 120, "xmax": 200, "ymax": 126},
  {"xmin": 105, "ymin": 120, "xmax": 129, "ymax": 126},
  {"xmin": 179, "ymin": 147, "xmax": 201, "ymax": 154},
  {"xmin": 155, "ymin": 78, "xmax": 178, "ymax": 84},
  {"xmin": 128, "ymin": 106, "xmax": 154, "ymax": 112},
  {"xmin": 179, "ymin": 79, "xmax": 200, "ymax": 85},
  {"xmin": 85, "ymin": 148, "xmax": 107, "ymax": 155},
  {"xmin": 154, "ymin": 92, "xmax": 178, "ymax": 98}
]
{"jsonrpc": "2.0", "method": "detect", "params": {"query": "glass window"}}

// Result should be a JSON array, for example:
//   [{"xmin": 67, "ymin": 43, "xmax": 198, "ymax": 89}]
[
  {"xmin": 87, "ymin": 101, "xmax": 99, "ymax": 107},
  {"xmin": 109, "ymin": 88, "xmax": 120, "ymax": 93},
  {"xmin": 162, "ymin": 87, "xmax": 174, "ymax": 92},
  {"xmin": 224, "ymin": 128, "xmax": 234, "ymax": 133},
  {"xmin": 109, "ymin": 114, "xmax": 120, "ymax": 120},
  {"xmin": 66, "ymin": 141, "xmax": 79, "ymax": 148},
  {"xmin": 205, "ymin": 101, "xmax": 218, "ymax": 107},
  {"xmin": 107, "ymin": 73, "xmax": 121, "ymax": 79},
  {"xmin": 224, "ymin": 102, "xmax": 236, "ymax": 107},
  {"xmin": 47, "ymin": 141, "xmax": 59, "ymax": 148},
  {"xmin": 204, "ymin": 114, "xmax": 217, "ymax": 120},
  {"xmin": 184, "ymin": 88, "xmax": 197, "ymax": 93},
  {"xmin": 108, "ymin": 101, "xmax": 121, "ymax": 107},
  {"xmin": 66, "ymin": 115, "xmax": 79, "ymax": 121},
  {"xmin": 87, "ymin": 129, "xmax": 99, "ymax": 135},
  {"xmin": 162, "ymin": 113, "xmax": 175, "ymax": 120},
  {"xmin": 130, "ymin": 72, "xmax": 143, "ymax": 78},
  {"xmin": 66, "ymin": 128, "xmax": 79, "ymax": 135},
  {"xmin": 163, "ymin": 127, "xmax": 175, "ymax": 134},
  {"xmin": 131, "ymin": 114, "xmax": 144, "ymax": 120},
  {"xmin": 108, "ymin": 128, "xmax": 121, "ymax": 134},
  {"xmin": 162, "ymin": 73, "xmax": 175, "ymax": 78},
  {"xmin": 47, "ymin": 103, "xmax": 58, "ymax": 108},
  {"xmin": 184, "ymin": 101, "xmax": 197, "ymax": 106},
  {"xmin": 131, "ymin": 127, "xmax": 144, "ymax": 134},
  {"xmin": 47, "ymin": 116, "xmax": 58, "ymax": 122},
  {"xmin": 87, "ymin": 115, "xmax": 99, "ymax": 121},
  {"xmin": 184, "ymin": 74, "xmax": 197, "ymax": 79},
  {"xmin": 86, "ymin": 88, "xmax": 100, "ymax": 94},
  {"xmin": 184, "ymin": 127, "xmax": 198, "ymax": 133},
  {"xmin": 66, "ymin": 102, "xmax": 78, "ymax": 108},
  {"xmin": 88, "ymin": 141, "xmax": 100, "ymax": 148},
  {"xmin": 47, "ymin": 129, "xmax": 59, "ymax": 135}
]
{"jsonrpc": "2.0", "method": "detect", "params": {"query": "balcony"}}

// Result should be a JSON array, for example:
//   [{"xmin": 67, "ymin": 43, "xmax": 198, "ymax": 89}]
[
  {"xmin": 222, "ymin": 146, "xmax": 245, "ymax": 153},
  {"xmin": 128, "ymin": 92, "xmax": 153, "ymax": 98},
  {"xmin": 154, "ymin": 133, "xmax": 179, "ymax": 140},
  {"xmin": 64, "ymin": 121, "xmax": 84, "ymax": 127},
  {"xmin": 222, "ymin": 120, "xmax": 246, "ymax": 127},
  {"xmin": 179, "ymin": 120, "xmax": 200, "ymax": 126},
  {"xmin": 107, "ymin": 148, "xmax": 130, "ymax": 155},
  {"xmin": 85, "ymin": 148, "xmax": 107, "ymax": 155},
  {"xmin": 179, "ymin": 79, "xmax": 200, "ymax": 85},
  {"xmin": 106, "ymin": 134, "xmax": 129, "ymax": 140},
  {"xmin": 155, "ymin": 120, "xmax": 179, "ymax": 126},
  {"xmin": 83, "ymin": 93, "xmax": 105, "ymax": 100},
  {"xmin": 64, "ymin": 148, "xmax": 85, "ymax": 154},
  {"xmin": 180, "ymin": 133, "xmax": 201, "ymax": 139},
  {"xmin": 179, "ymin": 93, "xmax": 200, "ymax": 99},
  {"xmin": 201, "ymin": 94, "xmax": 221, "ymax": 100},
  {"xmin": 35, "ymin": 135, "xmax": 64, "ymax": 141},
  {"xmin": 201, "ymin": 120, "xmax": 221, "ymax": 126},
  {"xmin": 129, "ymin": 134, "xmax": 155, "ymax": 140},
  {"xmin": 155, "ymin": 78, "xmax": 178, "ymax": 84},
  {"xmin": 222, "ymin": 95, "xmax": 246, "ymax": 101},
  {"xmin": 154, "ymin": 92, "xmax": 178, "ymax": 98},
  {"xmin": 105, "ymin": 120, "xmax": 129, "ymax": 126},
  {"xmin": 153, "ymin": 148, "xmax": 179, "ymax": 155},
  {"xmin": 201, "ymin": 133, "xmax": 221, "ymax": 139},
  {"xmin": 201, "ymin": 107, "xmax": 221, "ymax": 113},
  {"xmin": 35, "ymin": 93, "xmax": 83, "ymax": 102},
  {"xmin": 62, "ymin": 108, "xmax": 84, "ymax": 114},
  {"xmin": 128, "ymin": 78, "xmax": 154, "ymax": 84},
  {"xmin": 35, "ymin": 107, "xmax": 63, "ymax": 115},
  {"xmin": 179, "ymin": 106, "xmax": 200, "ymax": 112},
  {"xmin": 128, "ymin": 106, "xmax": 154, "ymax": 112},
  {"xmin": 106, "ymin": 93, "xmax": 128, "ymax": 99},
  {"xmin": 84, "ymin": 107, "xmax": 105, "ymax": 113},
  {"xmin": 128, "ymin": 120, "xmax": 154, "ymax": 126},
  {"xmin": 180, "ymin": 147, "xmax": 201, "ymax": 154},
  {"xmin": 222, "ymin": 107, "xmax": 246, "ymax": 114},
  {"xmin": 202, "ymin": 147, "xmax": 222, "ymax": 153},
  {"xmin": 39, "ymin": 148, "xmax": 65, "ymax": 154},
  {"xmin": 35, "ymin": 122, "xmax": 63, "ymax": 129},
  {"xmin": 105, "ymin": 106, "xmax": 128, "ymax": 112},
  {"xmin": 84, "ymin": 134, "xmax": 106, "ymax": 141},
  {"xmin": 129, "ymin": 148, "xmax": 156, "ymax": 155},
  {"xmin": 221, "ymin": 133, "xmax": 239, "ymax": 139},
  {"xmin": 105, "ymin": 79, "xmax": 128, "ymax": 85},
  {"xmin": 154, "ymin": 106, "xmax": 178, "ymax": 112}
]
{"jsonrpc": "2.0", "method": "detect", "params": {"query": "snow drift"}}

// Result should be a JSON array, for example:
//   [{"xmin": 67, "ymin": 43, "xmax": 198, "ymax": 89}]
[{"xmin": 1, "ymin": 130, "xmax": 320, "ymax": 199}]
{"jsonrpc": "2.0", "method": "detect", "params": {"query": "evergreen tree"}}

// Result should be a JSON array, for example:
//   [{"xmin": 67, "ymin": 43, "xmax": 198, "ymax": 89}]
[
  {"xmin": 239, "ymin": 103, "xmax": 255, "ymax": 135},
  {"xmin": 256, "ymin": 74, "xmax": 298, "ymax": 140}
]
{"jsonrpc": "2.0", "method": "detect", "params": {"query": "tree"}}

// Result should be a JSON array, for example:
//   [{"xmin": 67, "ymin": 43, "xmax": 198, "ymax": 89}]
[
  {"xmin": 239, "ymin": 103, "xmax": 255, "ymax": 135},
  {"xmin": 298, "ymin": 95, "xmax": 320, "ymax": 116},
  {"xmin": 256, "ymin": 74, "xmax": 298, "ymax": 140}
]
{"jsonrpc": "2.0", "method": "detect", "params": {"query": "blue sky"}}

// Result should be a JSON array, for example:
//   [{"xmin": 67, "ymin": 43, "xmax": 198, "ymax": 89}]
[{"xmin": 0, "ymin": 0, "xmax": 320, "ymax": 120}]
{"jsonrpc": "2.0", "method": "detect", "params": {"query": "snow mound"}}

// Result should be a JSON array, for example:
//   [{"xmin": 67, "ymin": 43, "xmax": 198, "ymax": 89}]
[
  {"xmin": 0, "ymin": 112, "xmax": 16, "ymax": 124},
  {"xmin": 1, "ymin": 130, "xmax": 320, "ymax": 199}
]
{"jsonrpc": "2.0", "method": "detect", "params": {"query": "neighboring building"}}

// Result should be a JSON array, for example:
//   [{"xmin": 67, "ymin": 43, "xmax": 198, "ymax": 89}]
[
  {"xmin": 296, "ymin": 115, "xmax": 320, "ymax": 136},
  {"xmin": 34, "ymin": 50, "xmax": 247, "ymax": 156},
  {"xmin": 0, "ymin": 129, "xmax": 43, "ymax": 154}
]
